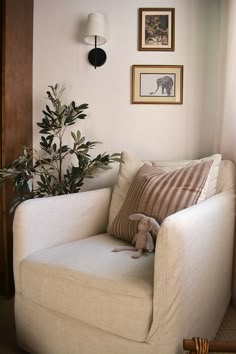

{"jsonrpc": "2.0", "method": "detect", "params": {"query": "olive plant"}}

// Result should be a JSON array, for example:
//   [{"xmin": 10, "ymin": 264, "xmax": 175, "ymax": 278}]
[{"xmin": 0, "ymin": 84, "xmax": 120, "ymax": 211}]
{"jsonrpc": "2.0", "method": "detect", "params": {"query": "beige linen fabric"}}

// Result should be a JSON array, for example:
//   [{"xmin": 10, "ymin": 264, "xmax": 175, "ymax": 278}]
[
  {"xmin": 108, "ymin": 151, "xmax": 221, "ymax": 231},
  {"xmin": 20, "ymin": 233, "xmax": 154, "ymax": 341},
  {"xmin": 110, "ymin": 161, "xmax": 213, "ymax": 242},
  {"xmin": 15, "ymin": 190, "xmax": 235, "ymax": 354},
  {"xmin": 13, "ymin": 160, "xmax": 235, "ymax": 354},
  {"xmin": 13, "ymin": 188, "xmax": 112, "ymax": 293},
  {"xmin": 15, "ymin": 294, "xmax": 172, "ymax": 354},
  {"xmin": 148, "ymin": 190, "xmax": 235, "ymax": 344},
  {"xmin": 216, "ymin": 160, "xmax": 236, "ymax": 193}
]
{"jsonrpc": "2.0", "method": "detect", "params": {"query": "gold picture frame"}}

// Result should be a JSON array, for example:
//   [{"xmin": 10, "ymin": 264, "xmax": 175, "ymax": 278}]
[
  {"xmin": 132, "ymin": 65, "xmax": 183, "ymax": 104},
  {"xmin": 139, "ymin": 8, "xmax": 175, "ymax": 51}
]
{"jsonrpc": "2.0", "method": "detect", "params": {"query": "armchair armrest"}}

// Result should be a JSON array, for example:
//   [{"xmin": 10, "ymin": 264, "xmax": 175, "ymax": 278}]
[
  {"xmin": 13, "ymin": 187, "xmax": 112, "ymax": 293},
  {"xmin": 148, "ymin": 191, "xmax": 235, "ymax": 345}
]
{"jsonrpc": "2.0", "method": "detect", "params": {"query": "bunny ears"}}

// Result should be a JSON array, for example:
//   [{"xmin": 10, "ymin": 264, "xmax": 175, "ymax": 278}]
[{"xmin": 129, "ymin": 213, "xmax": 160, "ymax": 234}]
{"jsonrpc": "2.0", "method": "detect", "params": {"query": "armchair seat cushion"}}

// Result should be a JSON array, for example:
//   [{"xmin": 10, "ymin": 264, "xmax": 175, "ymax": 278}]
[{"xmin": 19, "ymin": 233, "xmax": 154, "ymax": 342}]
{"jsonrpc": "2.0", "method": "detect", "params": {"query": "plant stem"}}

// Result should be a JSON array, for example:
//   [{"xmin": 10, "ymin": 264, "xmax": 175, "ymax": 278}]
[
  {"xmin": 34, "ymin": 170, "xmax": 55, "ymax": 195},
  {"xmin": 59, "ymin": 134, "xmax": 62, "ymax": 184},
  {"xmin": 58, "ymin": 123, "xmax": 67, "ymax": 185}
]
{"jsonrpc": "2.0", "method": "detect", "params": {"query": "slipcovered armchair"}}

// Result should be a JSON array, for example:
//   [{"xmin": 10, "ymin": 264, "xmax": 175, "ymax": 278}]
[{"xmin": 13, "ymin": 152, "xmax": 235, "ymax": 354}]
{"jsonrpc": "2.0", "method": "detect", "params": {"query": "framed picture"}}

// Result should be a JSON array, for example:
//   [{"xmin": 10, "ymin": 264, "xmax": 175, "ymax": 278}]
[
  {"xmin": 138, "ymin": 8, "xmax": 175, "ymax": 51},
  {"xmin": 132, "ymin": 65, "xmax": 183, "ymax": 104}
]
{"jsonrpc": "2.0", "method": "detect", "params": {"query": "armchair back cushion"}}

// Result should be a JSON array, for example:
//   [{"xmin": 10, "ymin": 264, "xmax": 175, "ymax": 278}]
[{"xmin": 216, "ymin": 160, "xmax": 236, "ymax": 193}]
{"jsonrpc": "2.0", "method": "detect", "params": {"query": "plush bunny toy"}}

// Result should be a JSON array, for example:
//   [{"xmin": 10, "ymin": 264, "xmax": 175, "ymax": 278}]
[{"xmin": 112, "ymin": 213, "xmax": 160, "ymax": 259}]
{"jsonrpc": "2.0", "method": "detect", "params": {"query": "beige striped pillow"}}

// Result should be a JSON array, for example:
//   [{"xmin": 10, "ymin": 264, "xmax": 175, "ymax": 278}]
[
  {"xmin": 107, "ymin": 151, "xmax": 221, "ymax": 232},
  {"xmin": 110, "ymin": 161, "xmax": 213, "ymax": 242}
]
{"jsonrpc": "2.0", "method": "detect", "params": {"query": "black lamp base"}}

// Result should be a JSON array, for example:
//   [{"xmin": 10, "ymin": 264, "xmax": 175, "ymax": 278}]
[{"xmin": 88, "ymin": 48, "xmax": 107, "ymax": 68}]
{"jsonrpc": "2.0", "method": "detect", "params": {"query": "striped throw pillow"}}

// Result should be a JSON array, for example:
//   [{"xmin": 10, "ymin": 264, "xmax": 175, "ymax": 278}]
[
  {"xmin": 107, "ymin": 151, "xmax": 221, "ymax": 232},
  {"xmin": 110, "ymin": 161, "xmax": 213, "ymax": 242}
]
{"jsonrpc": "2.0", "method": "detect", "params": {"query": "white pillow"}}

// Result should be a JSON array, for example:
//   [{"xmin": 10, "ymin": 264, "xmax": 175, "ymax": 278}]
[{"xmin": 107, "ymin": 151, "xmax": 222, "ymax": 231}]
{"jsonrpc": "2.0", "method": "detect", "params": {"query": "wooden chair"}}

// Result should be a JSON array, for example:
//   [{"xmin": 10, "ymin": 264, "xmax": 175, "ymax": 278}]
[{"xmin": 183, "ymin": 338, "xmax": 236, "ymax": 353}]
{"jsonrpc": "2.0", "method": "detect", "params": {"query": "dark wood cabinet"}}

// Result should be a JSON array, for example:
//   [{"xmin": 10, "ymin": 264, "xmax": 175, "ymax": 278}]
[{"xmin": 0, "ymin": 0, "xmax": 33, "ymax": 295}]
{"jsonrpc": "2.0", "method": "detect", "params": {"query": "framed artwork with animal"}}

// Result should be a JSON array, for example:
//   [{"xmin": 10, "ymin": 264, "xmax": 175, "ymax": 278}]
[
  {"xmin": 138, "ymin": 8, "xmax": 175, "ymax": 51},
  {"xmin": 131, "ymin": 65, "xmax": 183, "ymax": 104}
]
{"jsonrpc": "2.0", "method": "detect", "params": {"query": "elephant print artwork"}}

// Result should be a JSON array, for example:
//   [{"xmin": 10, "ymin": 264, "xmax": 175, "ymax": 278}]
[
  {"xmin": 132, "ymin": 65, "xmax": 183, "ymax": 104},
  {"xmin": 150, "ymin": 75, "xmax": 174, "ymax": 96}
]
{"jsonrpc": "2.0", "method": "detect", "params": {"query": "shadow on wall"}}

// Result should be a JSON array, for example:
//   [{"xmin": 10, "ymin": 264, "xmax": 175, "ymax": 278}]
[{"xmin": 72, "ymin": 15, "xmax": 87, "ymax": 44}]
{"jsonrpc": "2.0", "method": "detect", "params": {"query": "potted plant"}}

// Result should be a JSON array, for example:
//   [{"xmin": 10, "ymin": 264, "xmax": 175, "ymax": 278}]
[{"xmin": 0, "ymin": 84, "xmax": 121, "ymax": 211}]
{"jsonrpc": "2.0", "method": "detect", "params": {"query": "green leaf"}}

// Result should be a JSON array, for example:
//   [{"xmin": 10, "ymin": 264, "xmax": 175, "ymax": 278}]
[
  {"xmin": 59, "ymin": 145, "xmax": 69, "ymax": 153},
  {"xmin": 46, "ymin": 104, "xmax": 52, "ymax": 114},
  {"xmin": 78, "ymin": 137, "xmax": 85, "ymax": 145},
  {"xmin": 77, "ymin": 130, "xmax": 81, "ymax": 141},
  {"xmin": 39, "ymin": 129, "xmax": 49, "ymax": 134},
  {"xmin": 37, "ymin": 122, "xmax": 45, "ymax": 128},
  {"xmin": 71, "ymin": 132, "xmax": 77, "ymax": 141},
  {"xmin": 0, "ymin": 84, "xmax": 121, "ymax": 209},
  {"xmin": 78, "ymin": 114, "xmax": 86, "ymax": 119},
  {"xmin": 42, "ymin": 110, "xmax": 54, "ymax": 119},
  {"xmin": 78, "ymin": 103, "xmax": 89, "ymax": 110}
]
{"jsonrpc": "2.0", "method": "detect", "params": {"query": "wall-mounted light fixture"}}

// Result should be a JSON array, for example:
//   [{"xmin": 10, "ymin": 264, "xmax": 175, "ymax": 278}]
[{"xmin": 84, "ymin": 12, "xmax": 107, "ymax": 69}]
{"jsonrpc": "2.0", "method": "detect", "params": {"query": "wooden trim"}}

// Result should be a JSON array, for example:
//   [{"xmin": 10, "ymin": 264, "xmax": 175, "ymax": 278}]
[
  {"xmin": 0, "ymin": 0, "xmax": 33, "ymax": 295},
  {"xmin": 0, "ymin": 0, "xmax": 4, "ymax": 295},
  {"xmin": 183, "ymin": 339, "xmax": 236, "ymax": 353}
]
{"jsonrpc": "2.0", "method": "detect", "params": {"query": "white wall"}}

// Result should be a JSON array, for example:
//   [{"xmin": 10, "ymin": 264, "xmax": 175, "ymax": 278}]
[
  {"xmin": 219, "ymin": 0, "xmax": 236, "ymax": 162},
  {"xmin": 33, "ymin": 0, "xmax": 222, "ymax": 185}
]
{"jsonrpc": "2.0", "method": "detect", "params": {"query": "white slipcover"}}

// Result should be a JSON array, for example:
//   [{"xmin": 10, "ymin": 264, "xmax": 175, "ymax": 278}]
[{"xmin": 13, "ymin": 160, "xmax": 235, "ymax": 354}]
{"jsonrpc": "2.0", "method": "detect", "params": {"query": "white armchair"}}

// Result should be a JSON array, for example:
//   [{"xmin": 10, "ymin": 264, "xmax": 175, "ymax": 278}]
[{"xmin": 13, "ymin": 156, "xmax": 235, "ymax": 354}]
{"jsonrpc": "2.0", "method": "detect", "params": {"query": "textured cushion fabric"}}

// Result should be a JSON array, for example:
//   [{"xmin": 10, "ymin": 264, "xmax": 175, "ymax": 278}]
[
  {"xmin": 15, "ymin": 294, "xmax": 160, "ymax": 354},
  {"xmin": 20, "ymin": 233, "xmax": 154, "ymax": 342},
  {"xmin": 108, "ymin": 151, "xmax": 222, "ymax": 230},
  {"xmin": 216, "ymin": 160, "xmax": 236, "ymax": 193},
  {"xmin": 110, "ymin": 161, "xmax": 213, "ymax": 242}
]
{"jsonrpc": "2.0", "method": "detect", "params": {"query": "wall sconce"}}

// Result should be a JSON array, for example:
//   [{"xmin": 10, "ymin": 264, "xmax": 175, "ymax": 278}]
[{"xmin": 84, "ymin": 12, "xmax": 107, "ymax": 69}]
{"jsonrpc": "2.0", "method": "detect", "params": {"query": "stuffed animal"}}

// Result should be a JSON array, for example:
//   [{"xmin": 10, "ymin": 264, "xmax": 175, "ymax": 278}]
[{"xmin": 112, "ymin": 213, "xmax": 160, "ymax": 259}]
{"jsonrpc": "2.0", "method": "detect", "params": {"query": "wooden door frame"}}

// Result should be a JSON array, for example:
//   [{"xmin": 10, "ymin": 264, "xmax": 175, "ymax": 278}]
[{"xmin": 0, "ymin": 0, "xmax": 33, "ymax": 296}]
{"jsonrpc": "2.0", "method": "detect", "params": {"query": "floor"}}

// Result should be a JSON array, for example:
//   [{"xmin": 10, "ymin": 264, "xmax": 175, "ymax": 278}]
[
  {"xmin": 1, "ymin": 296, "xmax": 236, "ymax": 354},
  {"xmin": 218, "ymin": 308, "xmax": 236, "ymax": 339},
  {"xmin": 214, "ymin": 306, "xmax": 236, "ymax": 351},
  {"xmin": 0, "ymin": 296, "xmax": 25, "ymax": 354}
]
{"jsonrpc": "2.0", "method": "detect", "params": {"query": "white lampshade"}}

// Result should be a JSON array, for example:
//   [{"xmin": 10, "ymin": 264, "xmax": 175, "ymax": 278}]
[{"xmin": 84, "ymin": 12, "xmax": 107, "ymax": 46}]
